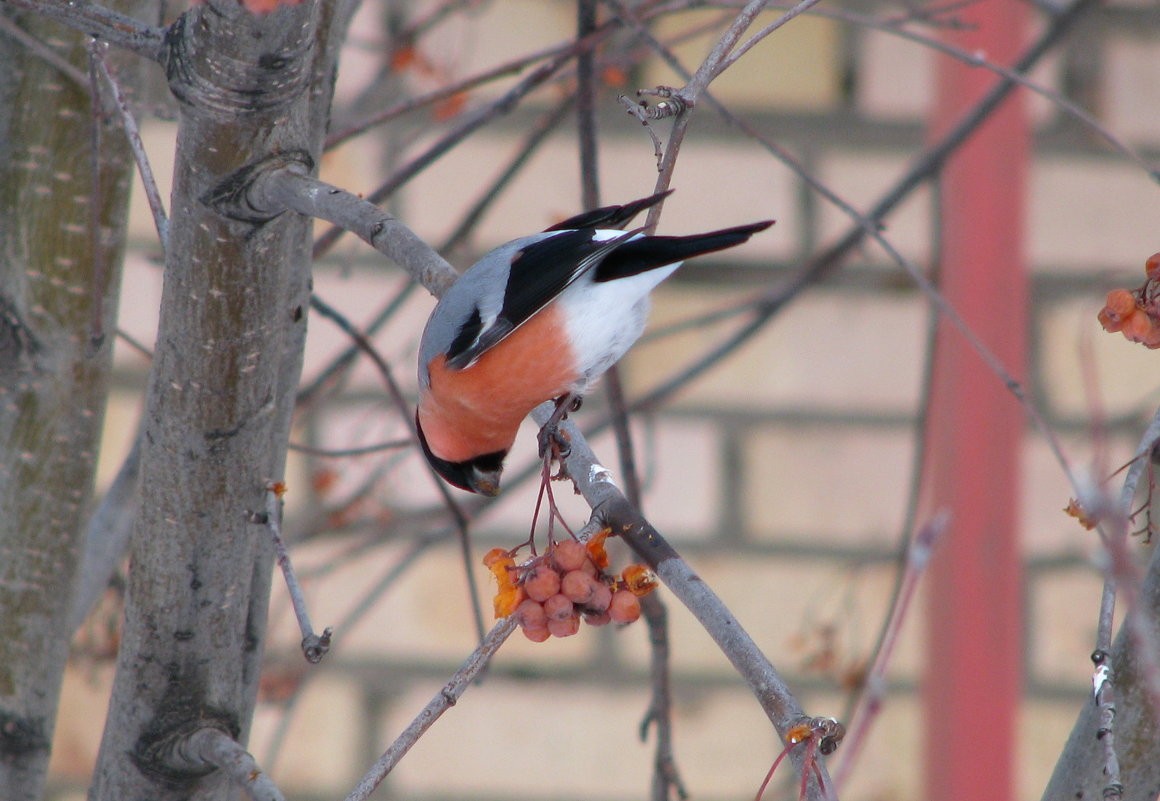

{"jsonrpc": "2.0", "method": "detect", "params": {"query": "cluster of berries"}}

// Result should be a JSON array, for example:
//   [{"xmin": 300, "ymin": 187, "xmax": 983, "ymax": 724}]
[
  {"xmin": 1098, "ymin": 253, "xmax": 1160, "ymax": 348},
  {"xmin": 483, "ymin": 530, "xmax": 658, "ymax": 642}
]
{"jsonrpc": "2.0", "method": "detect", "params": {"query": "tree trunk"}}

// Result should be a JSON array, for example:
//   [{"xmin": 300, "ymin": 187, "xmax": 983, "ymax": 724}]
[
  {"xmin": 0, "ymin": 5, "xmax": 142, "ymax": 799},
  {"xmin": 1040, "ymin": 544, "xmax": 1160, "ymax": 801},
  {"xmin": 89, "ymin": 2, "xmax": 347, "ymax": 798}
]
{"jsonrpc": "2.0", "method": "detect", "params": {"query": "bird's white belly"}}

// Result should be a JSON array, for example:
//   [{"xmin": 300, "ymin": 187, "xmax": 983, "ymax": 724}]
[{"xmin": 558, "ymin": 263, "xmax": 680, "ymax": 391}]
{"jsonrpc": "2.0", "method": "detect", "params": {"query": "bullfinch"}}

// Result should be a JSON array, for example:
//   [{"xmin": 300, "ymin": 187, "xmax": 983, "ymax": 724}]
[{"xmin": 416, "ymin": 192, "xmax": 773, "ymax": 495}]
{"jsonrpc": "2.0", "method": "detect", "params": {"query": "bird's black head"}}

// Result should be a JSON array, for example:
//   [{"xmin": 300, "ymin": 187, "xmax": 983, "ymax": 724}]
[{"xmin": 415, "ymin": 412, "xmax": 507, "ymax": 496}]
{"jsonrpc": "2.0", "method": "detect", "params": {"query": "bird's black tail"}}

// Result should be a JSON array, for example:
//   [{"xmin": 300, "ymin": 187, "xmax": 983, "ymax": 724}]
[
  {"xmin": 594, "ymin": 220, "xmax": 774, "ymax": 281},
  {"xmin": 543, "ymin": 190, "xmax": 674, "ymax": 232}
]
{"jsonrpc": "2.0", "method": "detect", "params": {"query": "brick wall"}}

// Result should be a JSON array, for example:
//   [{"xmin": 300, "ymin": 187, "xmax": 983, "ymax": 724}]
[{"xmin": 50, "ymin": 2, "xmax": 1160, "ymax": 800}]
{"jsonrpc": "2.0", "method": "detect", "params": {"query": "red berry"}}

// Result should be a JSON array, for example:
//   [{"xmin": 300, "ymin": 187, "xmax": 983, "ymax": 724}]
[
  {"xmin": 1146, "ymin": 253, "xmax": 1160, "ymax": 279},
  {"xmin": 1106, "ymin": 289, "xmax": 1136, "ymax": 317},
  {"xmin": 543, "ymin": 593, "xmax": 574, "ymax": 621},
  {"xmin": 585, "ymin": 581, "xmax": 612, "ymax": 613},
  {"xmin": 561, "ymin": 570, "xmax": 596, "ymax": 604},
  {"xmin": 547, "ymin": 614, "xmax": 581, "ymax": 638},
  {"xmin": 1099, "ymin": 289, "xmax": 1138, "ymax": 333},
  {"xmin": 522, "ymin": 624, "xmax": 550, "ymax": 643},
  {"xmin": 514, "ymin": 599, "xmax": 546, "ymax": 629},
  {"xmin": 1123, "ymin": 310, "xmax": 1154, "ymax": 343},
  {"xmin": 523, "ymin": 566, "xmax": 562, "ymax": 602},
  {"xmin": 552, "ymin": 540, "xmax": 588, "ymax": 573},
  {"xmin": 609, "ymin": 589, "xmax": 641, "ymax": 624}
]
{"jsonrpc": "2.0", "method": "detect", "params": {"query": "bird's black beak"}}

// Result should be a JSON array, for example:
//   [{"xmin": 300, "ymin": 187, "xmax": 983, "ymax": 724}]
[
  {"xmin": 464, "ymin": 464, "xmax": 503, "ymax": 497},
  {"xmin": 416, "ymin": 413, "xmax": 506, "ymax": 495}
]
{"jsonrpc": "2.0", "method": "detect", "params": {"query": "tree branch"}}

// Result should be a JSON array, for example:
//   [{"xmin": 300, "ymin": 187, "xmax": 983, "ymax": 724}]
[
  {"xmin": 535, "ymin": 405, "xmax": 835, "ymax": 800},
  {"xmin": 344, "ymin": 618, "xmax": 519, "ymax": 801},
  {"xmin": 2, "ymin": 0, "xmax": 164, "ymax": 60},
  {"xmin": 238, "ymin": 160, "xmax": 459, "ymax": 296},
  {"xmin": 157, "ymin": 727, "xmax": 287, "ymax": 801}
]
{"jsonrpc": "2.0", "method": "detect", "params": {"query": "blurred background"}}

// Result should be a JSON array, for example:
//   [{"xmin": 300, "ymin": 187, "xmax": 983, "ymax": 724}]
[{"xmin": 49, "ymin": 0, "xmax": 1160, "ymax": 799}]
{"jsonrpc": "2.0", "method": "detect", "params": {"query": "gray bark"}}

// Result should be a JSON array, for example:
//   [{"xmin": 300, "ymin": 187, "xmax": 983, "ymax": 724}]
[
  {"xmin": 87, "ymin": 2, "xmax": 348, "ymax": 798},
  {"xmin": 1040, "ymin": 544, "xmax": 1160, "ymax": 801},
  {"xmin": 0, "ymin": 4, "xmax": 142, "ymax": 799}
]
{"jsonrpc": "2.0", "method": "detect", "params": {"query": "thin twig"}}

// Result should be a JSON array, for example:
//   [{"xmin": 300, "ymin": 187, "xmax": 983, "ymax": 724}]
[
  {"xmin": 440, "ymin": 96, "xmax": 574, "ymax": 253},
  {"xmin": 93, "ymin": 47, "xmax": 170, "ymax": 247},
  {"xmin": 307, "ymin": 294, "xmax": 487, "ymax": 644},
  {"xmin": 0, "ymin": 12, "xmax": 90, "ymax": 88},
  {"xmin": 326, "ymin": 14, "xmax": 621, "ymax": 151},
  {"xmin": 712, "ymin": 0, "xmax": 827, "ymax": 80},
  {"xmin": 621, "ymin": 0, "xmax": 1098, "ymax": 455},
  {"xmin": 831, "ymin": 513, "xmax": 949, "ymax": 789},
  {"xmin": 1088, "ymin": 407, "xmax": 1160, "ymax": 796},
  {"xmin": 286, "ymin": 439, "xmax": 411, "ymax": 458},
  {"xmin": 314, "ymin": 43, "xmax": 584, "ymax": 259},
  {"xmin": 263, "ymin": 534, "xmax": 442, "ymax": 773},
  {"xmin": 343, "ymin": 617, "xmax": 519, "ymax": 801},
  {"xmin": 262, "ymin": 486, "xmax": 332, "ymax": 663},
  {"xmin": 577, "ymin": 0, "xmax": 601, "ymax": 211}
]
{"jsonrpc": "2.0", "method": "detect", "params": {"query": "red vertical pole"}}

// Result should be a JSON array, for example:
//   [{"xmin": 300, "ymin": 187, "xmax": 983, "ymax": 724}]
[{"xmin": 923, "ymin": 1, "xmax": 1028, "ymax": 800}]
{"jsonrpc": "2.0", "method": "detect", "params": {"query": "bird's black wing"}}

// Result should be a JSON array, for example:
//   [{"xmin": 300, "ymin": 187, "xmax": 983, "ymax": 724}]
[
  {"xmin": 542, "ymin": 190, "xmax": 672, "ymax": 232},
  {"xmin": 443, "ymin": 229, "xmax": 636, "ymax": 369}
]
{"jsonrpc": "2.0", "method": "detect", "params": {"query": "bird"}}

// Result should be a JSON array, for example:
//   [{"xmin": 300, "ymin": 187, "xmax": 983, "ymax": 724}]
[{"xmin": 416, "ymin": 191, "xmax": 773, "ymax": 495}]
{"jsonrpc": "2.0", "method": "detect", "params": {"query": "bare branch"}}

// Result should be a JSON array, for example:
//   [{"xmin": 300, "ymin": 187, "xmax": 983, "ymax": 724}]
[
  {"xmin": 537, "ymin": 404, "xmax": 835, "ymax": 800},
  {"xmin": 238, "ymin": 160, "xmax": 459, "ymax": 296},
  {"xmin": 0, "ymin": 12, "xmax": 90, "ymax": 88},
  {"xmin": 260, "ymin": 485, "xmax": 332, "ymax": 664},
  {"xmin": 832, "ymin": 513, "xmax": 949, "ymax": 790},
  {"xmin": 3, "ymin": 0, "xmax": 164, "ymax": 60},
  {"xmin": 159, "ymin": 727, "xmax": 287, "ymax": 801},
  {"xmin": 313, "ymin": 42, "xmax": 584, "ymax": 258},
  {"xmin": 69, "ymin": 434, "xmax": 141, "ymax": 631},
  {"xmin": 93, "ymin": 48, "xmax": 169, "ymax": 247},
  {"xmin": 307, "ymin": 294, "xmax": 487, "ymax": 644},
  {"xmin": 344, "ymin": 617, "xmax": 519, "ymax": 801}
]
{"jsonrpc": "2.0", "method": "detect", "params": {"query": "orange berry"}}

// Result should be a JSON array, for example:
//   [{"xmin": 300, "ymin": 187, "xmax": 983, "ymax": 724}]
[
  {"xmin": 523, "ymin": 566, "xmax": 562, "ymax": 602},
  {"xmin": 609, "ymin": 589, "xmax": 641, "ymax": 624},
  {"xmin": 494, "ymin": 585, "xmax": 526, "ymax": 619},
  {"xmin": 621, "ymin": 564, "xmax": 659, "ymax": 597},
  {"xmin": 585, "ymin": 529, "xmax": 611, "ymax": 570},
  {"xmin": 543, "ymin": 593, "xmax": 574, "ymax": 621},
  {"xmin": 1123, "ymin": 310, "xmax": 1154, "ymax": 343},
  {"xmin": 547, "ymin": 613, "xmax": 581, "ymax": 638},
  {"xmin": 552, "ymin": 540, "xmax": 588, "ymax": 573},
  {"xmin": 482, "ymin": 547, "xmax": 509, "ymax": 568},
  {"xmin": 1146, "ymin": 252, "xmax": 1160, "ymax": 279},
  {"xmin": 515, "ymin": 599, "xmax": 547, "ymax": 629},
  {"xmin": 522, "ymin": 623, "xmax": 551, "ymax": 643},
  {"xmin": 561, "ymin": 570, "xmax": 596, "ymax": 604}
]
